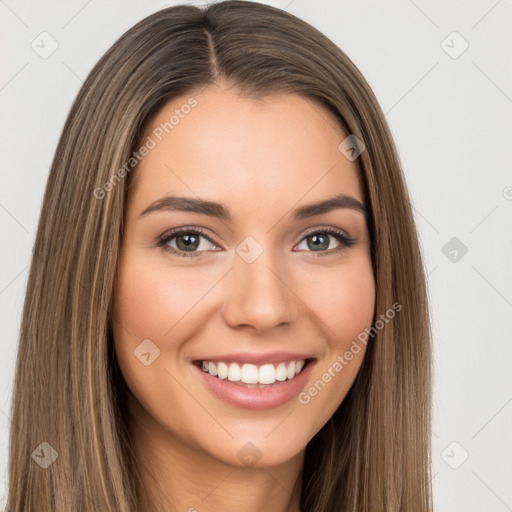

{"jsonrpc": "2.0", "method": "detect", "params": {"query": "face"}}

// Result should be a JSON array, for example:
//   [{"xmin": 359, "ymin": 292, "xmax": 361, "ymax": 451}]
[{"xmin": 112, "ymin": 83, "xmax": 375, "ymax": 469}]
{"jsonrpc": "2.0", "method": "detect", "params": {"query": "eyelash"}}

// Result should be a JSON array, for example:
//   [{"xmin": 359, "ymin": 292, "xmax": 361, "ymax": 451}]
[{"xmin": 155, "ymin": 226, "xmax": 355, "ymax": 258}]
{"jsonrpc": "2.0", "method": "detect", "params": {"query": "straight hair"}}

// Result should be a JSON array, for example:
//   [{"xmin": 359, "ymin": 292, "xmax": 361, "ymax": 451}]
[{"xmin": 7, "ymin": 2, "xmax": 433, "ymax": 510}]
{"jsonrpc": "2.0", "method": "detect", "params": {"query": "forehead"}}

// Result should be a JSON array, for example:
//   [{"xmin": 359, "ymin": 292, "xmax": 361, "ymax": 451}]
[{"xmin": 128, "ymin": 85, "xmax": 363, "ymax": 217}]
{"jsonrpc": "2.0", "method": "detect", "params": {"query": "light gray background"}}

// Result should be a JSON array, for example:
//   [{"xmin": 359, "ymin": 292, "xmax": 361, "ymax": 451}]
[{"xmin": 1, "ymin": 1, "xmax": 511, "ymax": 510}]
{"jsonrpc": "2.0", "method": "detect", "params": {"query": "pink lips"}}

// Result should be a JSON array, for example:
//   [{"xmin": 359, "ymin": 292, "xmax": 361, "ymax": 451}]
[{"xmin": 190, "ymin": 357, "xmax": 316, "ymax": 410}]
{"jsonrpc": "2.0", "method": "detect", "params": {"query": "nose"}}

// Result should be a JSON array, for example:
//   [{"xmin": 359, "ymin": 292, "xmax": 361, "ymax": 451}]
[{"xmin": 221, "ymin": 247, "xmax": 300, "ymax": 333}]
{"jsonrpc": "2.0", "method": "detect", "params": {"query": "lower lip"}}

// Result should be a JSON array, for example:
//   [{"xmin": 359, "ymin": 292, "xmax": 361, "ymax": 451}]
[{"xmin": 191, "ymin": 360, "xmax": 316, "ymax": 410}]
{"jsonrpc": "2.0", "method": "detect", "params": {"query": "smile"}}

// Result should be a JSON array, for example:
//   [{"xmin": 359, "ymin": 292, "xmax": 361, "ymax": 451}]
[{"xmin": 191, "ymin": 358, "xmax": 316, "ymax": 409}]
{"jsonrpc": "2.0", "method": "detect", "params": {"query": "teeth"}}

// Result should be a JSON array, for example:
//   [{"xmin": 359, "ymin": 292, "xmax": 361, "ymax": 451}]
[
  {"xmin": 258, "ymin": 363, "xmax": 275, "ymax": 384},
  {"xmin": 240, "ymin": 363, "xmax": 258, "ymax": 384},
  {"xmin": 217, "ymin": 362, "xmax": 228, "ymax": 379},
  {"xmin": 199, "ymin": 359, "xmax": 307, "ymax": 384},
  {"xmin": 275, "ymin": 362, "xmax": 287, "ymax": 381},
  {"xmin": 287, "ymin": 361, "xmax": 296, "ymax": 379},
  {"xmin": 208, "ymin": 361, "xmax": 217, "ymax": 376},
  {"xmin": 228, "ymin": 363, "xmax": 241, "ymax": 382}
]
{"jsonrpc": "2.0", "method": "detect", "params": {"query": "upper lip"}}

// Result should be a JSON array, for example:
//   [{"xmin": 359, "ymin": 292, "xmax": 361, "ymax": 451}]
[{"xmin": 192, "ymin": 352, "xmax": 314, "ymax": 366}]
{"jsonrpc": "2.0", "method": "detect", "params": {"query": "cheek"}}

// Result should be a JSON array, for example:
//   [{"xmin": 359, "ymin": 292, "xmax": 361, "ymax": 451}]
[
  {"xmin": 113, "ymin": 252, "xmax": 210, "ymax": 345},
  {"xmin": 304, "ymin": 260, "xmax": 376, "ymax": 349},
  {"xmin": 111, "ymin": 251, "xmax": 208, "ymax": 419},
  {"xmin": 295, "ymin": 261, "xmax": 374, "ymax": 429},
  {"xmin": 112, "ymin": 255, "xmax": 178, "ymax": 388}
]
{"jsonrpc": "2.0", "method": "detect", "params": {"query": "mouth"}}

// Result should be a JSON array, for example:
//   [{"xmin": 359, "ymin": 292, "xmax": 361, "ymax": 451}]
[
  {"xmin": 190, "ymin": 356, "xmax": 317, "ymax": 409},
  {"xmin": 192, "ymin": 358, "xmax": 315, "ymax": 388}
]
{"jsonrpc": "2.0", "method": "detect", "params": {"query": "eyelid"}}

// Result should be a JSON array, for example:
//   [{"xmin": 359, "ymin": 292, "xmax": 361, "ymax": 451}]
[
  {"xmin": 298, "ymin": 225, "xmax": 352, "ymax": 243},
  {"xmin": 156, "ymin": 225, "xmax": 215, "ymax": 245}
]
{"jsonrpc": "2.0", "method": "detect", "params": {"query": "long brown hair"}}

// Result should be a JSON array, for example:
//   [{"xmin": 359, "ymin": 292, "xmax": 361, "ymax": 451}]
[{"xmin": 7, "ymin": 2, "xmax": 433, "ymax": 510}]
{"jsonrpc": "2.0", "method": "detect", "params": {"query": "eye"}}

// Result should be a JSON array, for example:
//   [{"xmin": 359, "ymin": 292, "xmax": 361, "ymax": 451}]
[
  {"xmin": 156, "ymin": 227, "xmax": 219, "ymax": 258},
  {"xmin": 156, "ymin": 226, "xmax": 355, "ymax": 258},
  {"xmin": 294, "ymin": 227, "xmax": 355, "ymax": 256}
]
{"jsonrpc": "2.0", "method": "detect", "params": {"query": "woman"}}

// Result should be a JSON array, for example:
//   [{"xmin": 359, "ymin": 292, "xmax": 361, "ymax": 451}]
[{"xmin": 7, "ymin": 2, "xmax": 433, "ymax": 511}]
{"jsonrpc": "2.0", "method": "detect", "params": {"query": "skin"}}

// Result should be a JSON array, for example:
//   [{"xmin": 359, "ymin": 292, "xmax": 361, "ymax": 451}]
[{"xmin": 112, "ymin": 81, "xmax": 375, "ymax": 512}]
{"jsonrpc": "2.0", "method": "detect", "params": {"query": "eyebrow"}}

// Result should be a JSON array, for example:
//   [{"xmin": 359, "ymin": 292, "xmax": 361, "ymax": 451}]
[{"xmin": 138, "ymin": 193, "xmax": 367, "ymax": 220}]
